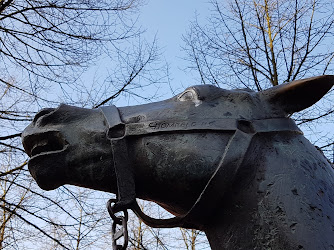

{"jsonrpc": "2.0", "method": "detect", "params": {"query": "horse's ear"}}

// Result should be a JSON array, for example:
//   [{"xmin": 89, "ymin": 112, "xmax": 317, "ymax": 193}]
[{"xmin": 259, "ymin": 75, "xmax": 334, "ymax": 114}]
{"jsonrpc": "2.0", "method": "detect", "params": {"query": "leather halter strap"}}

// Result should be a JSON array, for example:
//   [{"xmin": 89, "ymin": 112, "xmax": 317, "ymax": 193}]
[
  {"xmin": 100, "ymin": 106, "xmax": 136, "ymax": 212},
  {"xmin": 100, "ymin": 105, "xmax": 302, "ymax": 228}
]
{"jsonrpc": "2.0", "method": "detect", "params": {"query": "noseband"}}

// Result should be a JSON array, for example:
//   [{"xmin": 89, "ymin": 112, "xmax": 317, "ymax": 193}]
[{"xmin": 100, "ymin": 105, "xmax": 302, "ymax": 248}]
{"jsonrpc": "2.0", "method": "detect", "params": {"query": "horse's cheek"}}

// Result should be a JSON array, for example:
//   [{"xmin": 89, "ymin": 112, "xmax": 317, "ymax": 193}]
[{"xmin": 131, "ymin": 133, "xmax": 231, "ymax": 205}]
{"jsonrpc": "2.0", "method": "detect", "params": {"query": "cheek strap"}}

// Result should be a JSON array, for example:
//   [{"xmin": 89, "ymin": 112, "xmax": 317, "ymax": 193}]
[{"xmin": 100, "ymin": 105, "xmax": 136, "ymax": 212}]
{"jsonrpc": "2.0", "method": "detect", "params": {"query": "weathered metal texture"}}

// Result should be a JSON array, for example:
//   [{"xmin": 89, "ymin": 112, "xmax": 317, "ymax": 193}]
[{"xmin": 22, "ymin": 76, "xmax": 334, "ymax": 249}]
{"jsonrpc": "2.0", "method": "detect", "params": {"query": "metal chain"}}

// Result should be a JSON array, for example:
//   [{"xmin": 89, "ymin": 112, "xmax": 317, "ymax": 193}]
[{"xmin": 107, "ymin": 199, "xmax": 129, "ymax": 250}]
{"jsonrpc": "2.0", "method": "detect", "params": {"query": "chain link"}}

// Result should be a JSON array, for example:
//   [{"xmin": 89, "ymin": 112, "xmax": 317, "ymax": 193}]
[{"xmin": 107, "ymin": 199, "xmax": 129, "ymax": 250}]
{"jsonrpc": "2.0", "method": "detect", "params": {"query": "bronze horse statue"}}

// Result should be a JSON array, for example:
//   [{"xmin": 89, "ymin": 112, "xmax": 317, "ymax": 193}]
[{"xmin": 22, "ymin": 76, "xmax": 334, "ymax": 249}]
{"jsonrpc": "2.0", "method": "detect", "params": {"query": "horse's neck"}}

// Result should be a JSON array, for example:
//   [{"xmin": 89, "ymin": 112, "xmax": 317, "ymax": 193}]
[{"xmin": 204, "ymin": 134, "xmax": 334, "ymax": 250}]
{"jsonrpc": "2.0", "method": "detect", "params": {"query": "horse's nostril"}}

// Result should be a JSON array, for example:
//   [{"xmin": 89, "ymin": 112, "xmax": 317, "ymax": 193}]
[
  {"xmin": 30, "ymin": 136, "xmax": 65, "ymax": 157},
  {"xmin": 23, "ymin": 130, "xmax": 67, "ymax": 157},
  {"xmin": 33, "ymin": 108, "xmax": 55, "ymax": 123}
]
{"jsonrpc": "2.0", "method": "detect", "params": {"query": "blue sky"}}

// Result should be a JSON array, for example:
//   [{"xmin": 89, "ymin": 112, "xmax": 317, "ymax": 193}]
[{"xmin": 139, "ymin": 1, "xmax": 211, "ymax": 91}]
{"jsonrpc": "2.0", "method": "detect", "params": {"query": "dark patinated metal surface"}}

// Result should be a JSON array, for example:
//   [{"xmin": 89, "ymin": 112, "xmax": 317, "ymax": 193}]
[{"xmin": 22, "ymin": 75, "xmax": 334, "ymax": 249}]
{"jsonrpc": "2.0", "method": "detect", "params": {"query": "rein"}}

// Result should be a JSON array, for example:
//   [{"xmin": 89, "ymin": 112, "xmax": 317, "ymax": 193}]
[{"xmin": 100, "ymin": 105, "xmax": 302, "ymax": 249}]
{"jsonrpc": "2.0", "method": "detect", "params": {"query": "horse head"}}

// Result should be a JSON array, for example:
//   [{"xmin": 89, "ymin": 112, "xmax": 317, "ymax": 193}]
[{"xmin": 22, "ymin": 76, "xmax": 334, "ymax": 248}]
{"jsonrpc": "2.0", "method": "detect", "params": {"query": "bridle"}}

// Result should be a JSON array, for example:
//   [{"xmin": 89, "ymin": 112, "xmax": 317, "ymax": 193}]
[{"xmin": 99, "ymin": 105, "xmax": 302, "ymax": 249}]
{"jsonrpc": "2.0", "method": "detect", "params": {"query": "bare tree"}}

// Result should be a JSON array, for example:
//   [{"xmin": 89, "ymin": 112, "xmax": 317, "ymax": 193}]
[
  {"xmin": 126, "ymin": 200, "xmax": 210, "ymax": 250},
  {"xmin": 183, "ymin": 0, "xmax": 334, "ymax": 159},
  {"xmin": 180, "ymin": 228, "xmax": 204, "ymax": 250},
  {"xmin": 0, "ymin": 1, "xmax": 169, "ymax": 249}
]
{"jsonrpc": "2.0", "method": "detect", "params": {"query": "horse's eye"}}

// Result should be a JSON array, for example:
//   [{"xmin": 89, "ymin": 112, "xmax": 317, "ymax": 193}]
[
  {"xmin": 178, "ymin": 91, "xmax": 194, "ymax": 101},
  {"xmin": 177, "ymin": 88, "xmax": 202, "ymax": 106},
  {"xmin": 178, "ymin": 89, "xmax": 198, "ymax": 101}
]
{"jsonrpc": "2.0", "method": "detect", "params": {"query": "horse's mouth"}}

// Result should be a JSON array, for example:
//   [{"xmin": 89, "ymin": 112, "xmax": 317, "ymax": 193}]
[{"xmin": 22, "ymin": 130, "xmax": 68, "ymax": 158}]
